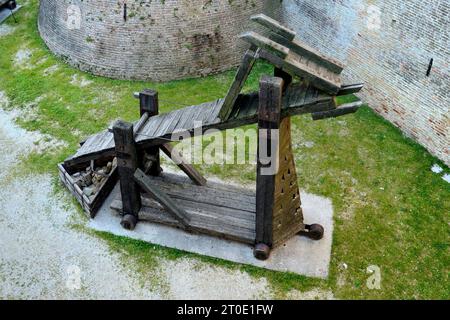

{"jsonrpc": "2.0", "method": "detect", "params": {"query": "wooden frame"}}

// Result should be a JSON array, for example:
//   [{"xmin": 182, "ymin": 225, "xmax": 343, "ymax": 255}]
[
  {"xmin": 60, "ymin": 13, "xmax": 365, "ymax": 260},
  {"xmin": 58, "ymin": 160, "xmax": 118, "ymax": 218}
]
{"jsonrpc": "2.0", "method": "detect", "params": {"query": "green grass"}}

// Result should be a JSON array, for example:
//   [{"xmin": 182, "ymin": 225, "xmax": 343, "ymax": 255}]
[{"xmin": 0, "ymin": 1, "xmax": 448, "ymax": 299}]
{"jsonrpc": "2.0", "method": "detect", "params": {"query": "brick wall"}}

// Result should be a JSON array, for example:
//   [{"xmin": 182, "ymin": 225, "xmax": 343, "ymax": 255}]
[
  {"xmin": 38, "ymin": 0, "xmax": 449, "ymax": 164},
  {"xmin": 38, "ymin": 0, "xmax": 279, "ymax": 81},
  {"xmin": 280, "ymin": 0, "xmax": 449, "ymax": 165}
]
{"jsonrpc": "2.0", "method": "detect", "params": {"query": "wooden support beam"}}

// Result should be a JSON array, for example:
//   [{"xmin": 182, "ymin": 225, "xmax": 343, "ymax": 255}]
[
  {"xmin": 240, "ymin": 31, "xmax": 290, "ymax": 59},
  {"xmin": 337, "ymin": 83, "xmax": 364, "ymax": 96},
  {"xmin": 139, "ymin": 89, "xmax": 162, "ymax": 176},
  {"xmin": 255, "ymin": 77, "xmax": 306, "ymax": 257},
  {"xmin": 255, "ymin": 76, "xmax": 284, "ymax": 248},
  {"xmin": 113, "ymin": 120, "xmax": 142, "ymax": 218},
  {"xmin": 160, "ymin": 143, "xmax": 207, "ymax": 186},
  {"xmin": 268, "ymin": 32, "xmax": 345, "ymax": 74},
  {"xmin": 134, "ymin": 168, "xmax": 191, "ymax": 229},
  {"xmin": 219, "ymin": 49, "xmax": 258, "ymax": 120},
  {"xmin": 251, "ymin": 14, "xmax": 296, "ymax": 41},
  {"xmin": 312, "ymin": 101, "xmax": 362, "ymax": 120}
]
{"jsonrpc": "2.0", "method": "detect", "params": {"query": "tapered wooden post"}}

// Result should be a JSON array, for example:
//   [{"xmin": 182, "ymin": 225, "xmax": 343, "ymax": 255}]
[
  {"xmin": 255, "ymin": 76, "xmax": 283, "ymax": 259},
  {"xmin": 139, "ymin": 89, "xmax": 162, "ymax": 176},
  {"xmin": 113, "ymin": 120, "xmax": 141, "ymax": 230}
]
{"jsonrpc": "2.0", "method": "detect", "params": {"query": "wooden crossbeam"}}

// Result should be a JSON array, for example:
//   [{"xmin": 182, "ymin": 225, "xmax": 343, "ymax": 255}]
[
  {"xmin": 160, "ymin": 143, "xmax": 207, "ymax": 186},
  {"xmin": 251, "ymin": 14, "xmax": 296, "ymax": 41},
  {"xmin": 219, "ymin": 49, "xmax": 259, "ymax": 120},
  {"xmin": 240, "ymin": 32, "xmax": 289, "ymax": 59},
  {"xmin": 139, "ymin": 89, "xmax": 162, "ymax": 176},
  {"xmin": 337, "ymin": 83, "xmax": 364, "ymax": 96},
  {"xmin": 134, "ymin": 168, "xmax": 191, "ymax": 229},
  {"xmin": 268, "ymin": 32, "xmax": 344, "ymax": 74}
]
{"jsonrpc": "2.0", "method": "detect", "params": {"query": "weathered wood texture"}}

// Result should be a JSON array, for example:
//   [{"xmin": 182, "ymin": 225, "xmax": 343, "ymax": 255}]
[
  {"xmin": 160, "ymin": 143, "xmax": 207, "ymax": 186},
  {"xmin": 251, "ymin": 13, "xmax": 296, "ymax": 41},
  {"xmin": 240, "ymin": 31, "xmax": 290, "ymax": 59},
  {"xmin": 250, "ymin": 14, "xmax": 344, "ymax": 74},
  {"xmin": 256, "ymin": 76, "xmax": 304, "ymax": 247},
  {"xmin": 64, "ymin": 81, "xmax": 345, "ymax": 169},
  {"xmin": 134, "ymin": 169, "xmax": 191, "ymax": 228},
  {"xmin": 219, "ymin": 49, "xmax": 258, "ymax": 120},
  {"xmin": 337, "ymin": 83, "xmax": 364, "ymax": 96},
  {"xmin": 139, "ymin": 89, "xmax": 161, "ymax": 176},
  {"xmin": 58, "ymin": 161, "xmax": 118, "ymax": 218},
  {"xmin": 271, "ymin": 116, "xmax": 305, "ymax": 246},
  {"xmin": 238, "ymin": 30, "xmax": 342, "ymax": 94},
  {"xmin": 268, "ymin": 33, "xmax": 344, "ymax": 74},
  {"xmin": 111, "ymin": 172, "xmax": 257, "ymax": 244},
  {"xmin": 113, "ymin": 121, "xmax": 141, "ymax": 216}
]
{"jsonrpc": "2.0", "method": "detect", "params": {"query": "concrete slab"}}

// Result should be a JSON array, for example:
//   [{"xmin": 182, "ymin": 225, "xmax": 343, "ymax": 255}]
[
  {"xmin": 0, "ymin": 5, "xmax": 22, "ymax": 24},
  {"xmin": 89, "ymin": 177, "xmax": 334, "ymax": 278}
]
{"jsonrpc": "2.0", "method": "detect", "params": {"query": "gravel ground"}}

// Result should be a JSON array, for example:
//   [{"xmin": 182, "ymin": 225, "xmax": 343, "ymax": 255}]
[{"xmin": 0, "ymin": 102, "xmax": 274, "ymax": 299}]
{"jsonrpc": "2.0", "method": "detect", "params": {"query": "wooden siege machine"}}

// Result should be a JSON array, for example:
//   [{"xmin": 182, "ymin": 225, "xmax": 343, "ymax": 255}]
[{"xmin": 59, "ymin": 15, "xmax": 364, "ymax": 260}]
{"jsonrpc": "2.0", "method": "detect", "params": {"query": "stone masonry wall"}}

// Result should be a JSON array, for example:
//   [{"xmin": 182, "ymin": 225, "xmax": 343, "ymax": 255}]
[
  {"xmin": 38, "ymin": 0, "xmax": 279, "ymax": 81},
  {"xmin": 280, "ymin": 0, "xmax": 449, "ymax": 165}
]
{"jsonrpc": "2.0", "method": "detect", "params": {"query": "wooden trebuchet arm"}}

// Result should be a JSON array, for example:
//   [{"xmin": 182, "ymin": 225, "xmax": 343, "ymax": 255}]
[{"xmin": 311, "ymin": 101, "xmax": 363, "ymax": 120}]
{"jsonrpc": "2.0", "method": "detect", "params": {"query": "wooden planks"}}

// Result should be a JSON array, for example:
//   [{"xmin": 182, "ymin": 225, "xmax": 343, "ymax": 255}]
[
  {"xmin": 258, "ymin": 49, "xmax": 341, "ymax": 95},
  {"xmin": 160, "ymin": 143, "xmax": 207, "ymax": 186},
  {"xmin": 219, "ymin": 49, "xmax": 258, "ymax": 120},
  {"xmin": 240, "ymin": 32, "xmax": 290, "ymax": 59},
  {"xmin": 312, "ymin": 100, "xmax": 363, "ymax": 120},
  {"xmin": 268, "ymin": 33, "xmax": 344, "ymax": 74},
  {"xmin": 58, "ymin": 160, "xmax": 118, "ymax": 218},
  {"xmin": 337, "ymin": 83, "xmax": 364, "ymax": 96},
  {"xmin": 64, "ymin": 82, "xmax": 341, "ymax": 169},
  {"xmin": 239, "ymin": 29, "xmax": 342, "ymax": 94},
  {"xmin": 134, "ymin": 169, "xmax": 191, "ymax": 229},
  {"xmin": 271, "ymin": 116, "xmax": 305, "ymax": 247},
  {"xmin": 251, "ymin": 14, "xmax": 296, "ymax": 41},
  {"xmin": 255, "ymin": 76, "xmax": 283, "ymax": 246},
  {"xmin": 111, "ymin": 172, "xmax": 257, "ymax": 244}
]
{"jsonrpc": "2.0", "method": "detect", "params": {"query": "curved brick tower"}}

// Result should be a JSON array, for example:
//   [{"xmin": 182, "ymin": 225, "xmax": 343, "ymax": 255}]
[{"xmin": 38, "ymin": 0, "xmax": 279, "ymax": 81}]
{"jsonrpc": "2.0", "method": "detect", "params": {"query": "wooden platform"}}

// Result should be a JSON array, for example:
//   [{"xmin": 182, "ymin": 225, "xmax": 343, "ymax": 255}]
[
  {"xmin": 111, "ymin": 172, "xmax": 258, "ymax": 244},
  {"xmin": 64, "ymin": 81, "xmax": 346, "ymax": 168}
]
